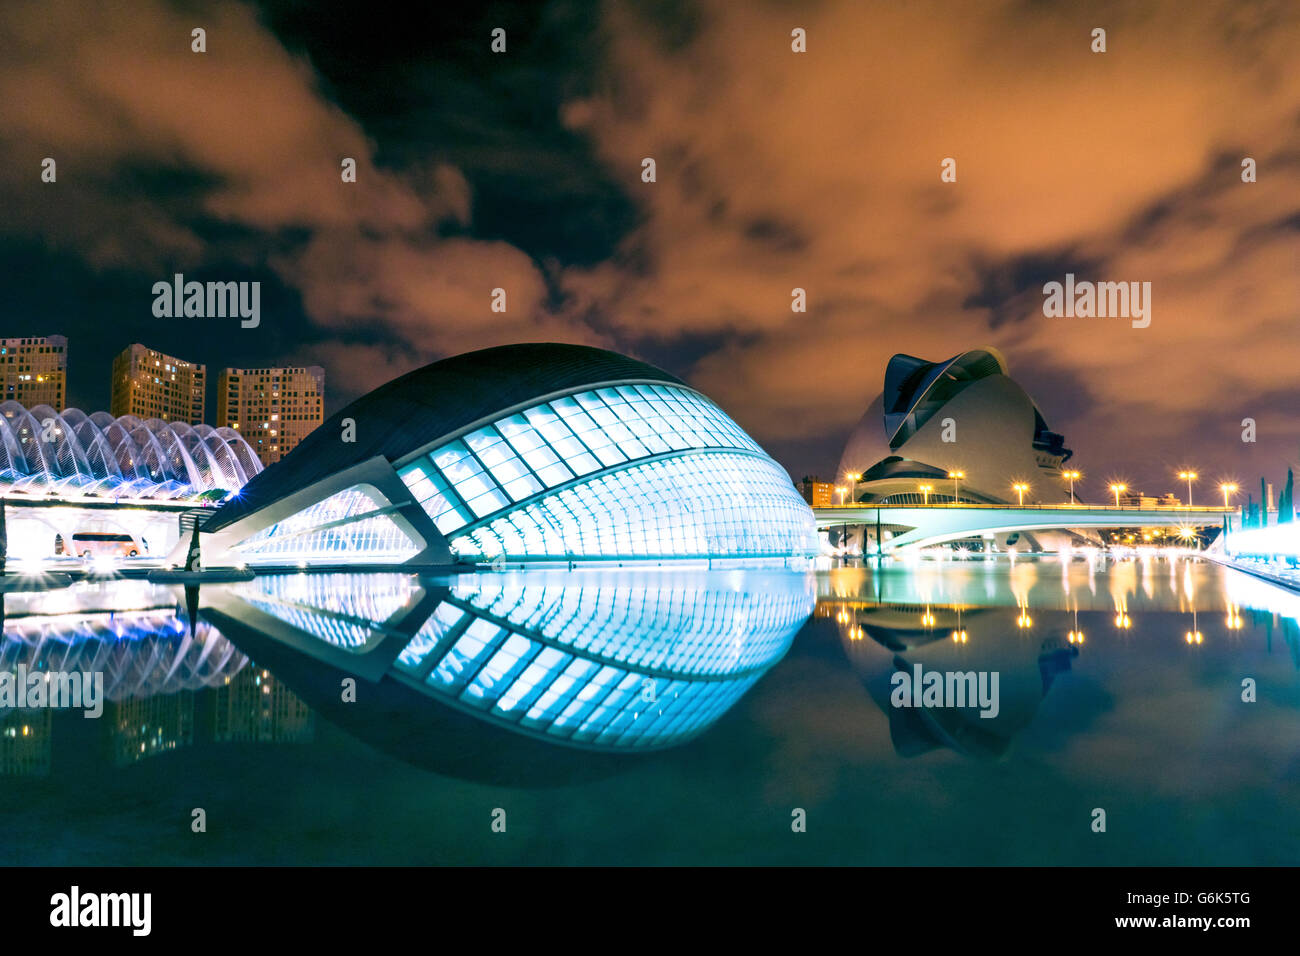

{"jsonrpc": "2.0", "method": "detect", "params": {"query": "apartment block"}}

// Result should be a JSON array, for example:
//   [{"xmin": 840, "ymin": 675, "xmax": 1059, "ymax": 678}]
[
  {"xmin": 0, "ymin": 335, "xmax": 67, "ymax": 409},
  {"xmin": 217, "ymin": 365, "xmax": 325, "ymax": 466},
  {"xmin": 110, "ymin": 343, "xmax": 206, "ymax": 424}
]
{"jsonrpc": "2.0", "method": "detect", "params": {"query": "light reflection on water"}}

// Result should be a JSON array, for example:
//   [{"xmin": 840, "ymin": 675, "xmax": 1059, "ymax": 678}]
[{"xmin": 1, "ymin": 556, "xmax": 1297, "ymax": 865}]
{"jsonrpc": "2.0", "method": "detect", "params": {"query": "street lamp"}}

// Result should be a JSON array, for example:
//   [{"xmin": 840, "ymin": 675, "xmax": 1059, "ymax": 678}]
[
  {"xmin": 1178, "ymin": 470, "xmax": 1198, "ymax": 507},
  {"xmin": 1062, "ymin": 469, "xmax": 1081, "ymax": 505},
  {"xmin": 835, "ymin": 485, "xmax": 847, "ymax": 506},
  {"xmin": 1012, "ymin": 482, "xmax": 1030, "ymax": 506},
  {"xmin": 947, "ymin": 470, "xmax": 965, "ymax": 504},
  {"xmin": 1220, "ymin": 482, "xmax": 1238, "ymax": 509},
  {"xmin": 919, "ymin": 483, "xmax": 932, "ymax": 505},
  {"xmin": 1110, "ymin": 482, "xmax": 1126, "ymax": 508},
  {"xmin": 845, "ymin": 472, "xmax": 861, "ymax": 501}
]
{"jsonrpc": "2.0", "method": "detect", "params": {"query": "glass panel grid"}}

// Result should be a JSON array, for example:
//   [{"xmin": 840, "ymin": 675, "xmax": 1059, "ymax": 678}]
[
  {"xmin": 398, "ymin": 384, "xmax": 776, "ymax": 546},
  {"xmin": 448, "ymin": 452, "xmax": 817, "ymax": 560}
]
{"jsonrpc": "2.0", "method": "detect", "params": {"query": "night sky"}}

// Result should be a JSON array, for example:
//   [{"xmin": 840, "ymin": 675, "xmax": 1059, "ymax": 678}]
[{"xmin": 2, "ymin": 0, "xmax": 1298, "ymax": 498}]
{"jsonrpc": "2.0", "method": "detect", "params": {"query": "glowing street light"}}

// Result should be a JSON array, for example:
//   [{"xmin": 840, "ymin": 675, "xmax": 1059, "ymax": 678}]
[
  {"xmin": 1062, "ymin": 469, "xmax": 1081, "ymax": 505},
  {"xmin": 919, "ymin": 483, "xmax": 933, "ymax": 505},
  {"xmin": 1220, "ymin": 482, "xmax": 1238, "ymax": 509},
  {"xmin": 1012, "ymin": 482, "xmax": 1030, "ymax": 506},
  {"xmin": 1178, "ymin": 470, "xmax": 1198, "ymax": 507},
  {"xmin": 1110, "ymin": 482, "xmax": 1126, "ymax": 508},
  {"xmin": 947, "ymin": 470, "xmax": 965, "ymax": 504},
  {"xmin": 835, "ymin": 485, "xmax": 848, "ymax": 506}
]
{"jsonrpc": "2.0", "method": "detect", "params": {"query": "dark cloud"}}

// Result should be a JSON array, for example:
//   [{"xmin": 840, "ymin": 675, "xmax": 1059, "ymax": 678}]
[{"xmin": 0, "ymin": 0, "xmax": 1298, "ymax": 492}]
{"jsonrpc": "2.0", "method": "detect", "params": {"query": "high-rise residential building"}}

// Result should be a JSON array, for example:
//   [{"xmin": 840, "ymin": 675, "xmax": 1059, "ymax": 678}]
[
  {"xmin": 217, "ymin": 365, "xmax": 324, "ymax": 467},
  {"xmin": 0, "ymin": 335, "xmax": 67, "ymax": 409},
  {"xmin": 110, "ymin": 343, "xmax": 206, "ymax": 424}
]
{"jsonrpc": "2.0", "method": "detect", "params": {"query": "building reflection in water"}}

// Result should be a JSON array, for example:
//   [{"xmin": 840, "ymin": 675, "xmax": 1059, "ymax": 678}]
[
  {"xmin": 820, "ymin": 557, "xmax": 1300, "ymax": 761},
  {"xmin": 1, "ymin": 706, "xmax": 51, "ymax": 777},
  {"xmin": 0, "ymin": 583, "xmax": 314, "ymax": 775},
  {"xmin": 823, "ymin": 601, "xmax": 1080, "ymax": 760},
  {"xmin": 3, "ymin": 570, "xmax": 811, "ymax": 781},
  {"xmin": 201, "ymin": 569, "xmax": 814, "ymax": 781}
]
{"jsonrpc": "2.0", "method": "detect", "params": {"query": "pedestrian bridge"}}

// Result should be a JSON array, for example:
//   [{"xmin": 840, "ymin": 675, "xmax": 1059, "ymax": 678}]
[{"xmin": 812, "ymin": 503, "xmax": 1233, "ymax": 551}]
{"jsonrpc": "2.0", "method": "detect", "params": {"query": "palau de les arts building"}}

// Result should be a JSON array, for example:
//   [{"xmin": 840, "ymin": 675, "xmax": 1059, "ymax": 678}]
[
  {"xmin": 838, "ymin": 347, "xmax": 1077, "ymax": 551},
  {"xmin": 195, "ymin": 343, "xmax": 819, "ymax": 568}
]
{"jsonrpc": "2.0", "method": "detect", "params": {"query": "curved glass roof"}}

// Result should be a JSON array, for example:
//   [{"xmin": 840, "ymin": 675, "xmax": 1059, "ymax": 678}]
[
  {"xmin": 0, "ymin": 401, "xmax": 261, "ymax": 501},
  {"xmin": 398, "ymin": 381, "xmax": 814, "ymax": 561},
  {"xmin": 209, "ymin": 343, "xmax": 686, "ymax": 532}
]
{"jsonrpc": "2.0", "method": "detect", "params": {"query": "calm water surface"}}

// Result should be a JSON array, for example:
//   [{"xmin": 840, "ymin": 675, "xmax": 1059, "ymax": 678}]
[{"xmin": 2, "ymin": 555, "xmax": 1297, "ymax": 865}]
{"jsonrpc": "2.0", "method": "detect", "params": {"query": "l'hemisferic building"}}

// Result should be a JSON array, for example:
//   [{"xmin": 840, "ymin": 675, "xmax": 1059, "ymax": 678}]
[{"xmin": 200, "ymin": 343, "xmax": 818, "ymax": 568}]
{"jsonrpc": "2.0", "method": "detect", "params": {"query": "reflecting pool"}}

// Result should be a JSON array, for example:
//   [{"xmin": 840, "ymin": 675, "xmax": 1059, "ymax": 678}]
[{"xmin": 2, "ymin": 554, "xmax": 1298, "ymax": 865}]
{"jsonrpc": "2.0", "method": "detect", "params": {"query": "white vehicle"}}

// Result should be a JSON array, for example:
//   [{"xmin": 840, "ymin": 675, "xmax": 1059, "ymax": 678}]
[{"xmin": 60, "ymin": 531, "xmax": 144, "ymax": 558}]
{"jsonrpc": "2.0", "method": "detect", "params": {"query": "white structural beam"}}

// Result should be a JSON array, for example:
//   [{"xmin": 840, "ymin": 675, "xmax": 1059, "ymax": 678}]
[{"xmin": 813, "ymin": 504, "xmax": 1232, "ymax": 550}]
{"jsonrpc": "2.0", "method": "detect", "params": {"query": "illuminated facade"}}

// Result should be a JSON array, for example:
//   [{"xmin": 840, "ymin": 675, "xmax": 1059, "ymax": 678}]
[
  {"xmin": 110, "ymin": 343, "xmax": 206, "ymax": 425},
  {"xmin": 202, "ymin": 344, "xmax": 817, "ymax": 568},
  {"xmin": 0, "ymin": 335, "xmax": 67, "ymax": 410},
  {"xmin": 217, "ymin": 366, "xmax": 325, "ymax": 467},
  {"xmin": 205, "ymin": 569, "xmax": 813, "ymax": 752}
]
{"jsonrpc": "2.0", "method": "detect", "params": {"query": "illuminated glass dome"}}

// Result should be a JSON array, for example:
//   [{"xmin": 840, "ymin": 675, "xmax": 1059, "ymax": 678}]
[
  {"xmin": 204, "ymin": 343, "xmax": 817, "ymax": 567},
  {"xmin": 0, "ymin": 401, "xmax": 262, "ymax": 501}
]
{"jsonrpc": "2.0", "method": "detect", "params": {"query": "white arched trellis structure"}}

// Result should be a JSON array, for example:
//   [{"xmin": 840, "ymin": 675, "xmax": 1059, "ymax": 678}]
[
  {"xmin": 0, "ymin": 615, "xmax": 248, "ymax": 700},
  {"xmin": 0, "ymin": 401, "xmax": 262, "ymax": 501}
]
